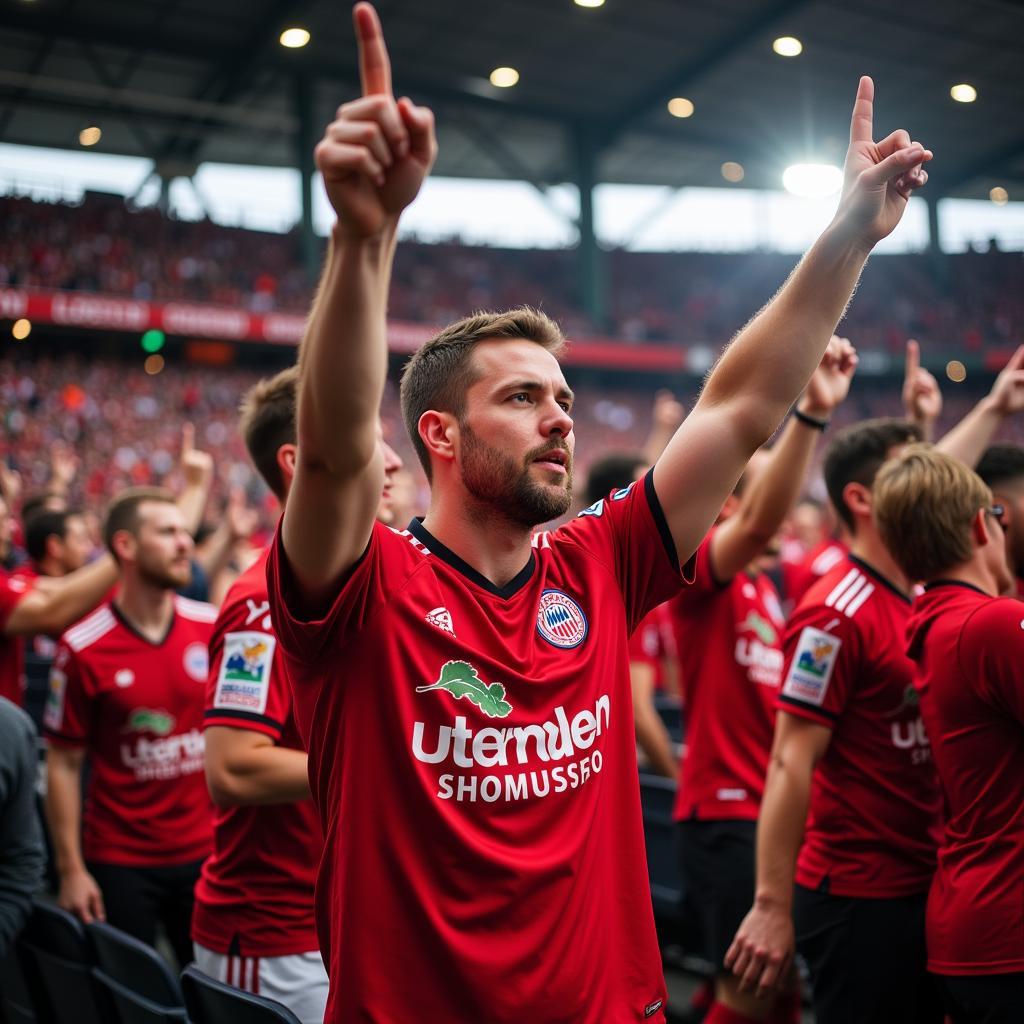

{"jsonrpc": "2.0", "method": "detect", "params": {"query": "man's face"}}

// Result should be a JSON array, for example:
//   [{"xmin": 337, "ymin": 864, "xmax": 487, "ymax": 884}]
[
  {"xmin": 127, "ymin": 501, "xmax": 194, "ymax": 589},
  {"xmin": 457, "ymin": 340, "xmax": 575, "ymax": 528},
  {"xmin": 791, "ymin": 503, "xmax": 826, "ymax": 549},
  {"xmin": 56, "ymin": 514, "xmax": 92, "ymax": 574},
  {"xmin": 376, "ymin": 438, "xmax": 404, "ymax": 526},
  {"xmin": 991, "ymin": 487, "xmax": 1024, "ymax": 579}
]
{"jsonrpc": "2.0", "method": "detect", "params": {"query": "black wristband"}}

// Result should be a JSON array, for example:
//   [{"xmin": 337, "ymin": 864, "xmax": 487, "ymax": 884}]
[{"xmin": 794, "ymin": 407, "xmax": 830, "ymax": 431}]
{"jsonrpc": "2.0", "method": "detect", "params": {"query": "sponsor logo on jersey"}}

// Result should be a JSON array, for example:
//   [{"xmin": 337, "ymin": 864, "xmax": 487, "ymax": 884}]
[
  {"xmin": 644, "ymin": 999, "xmax": 664, "ymax": 1019},
  {"xmin": 415, "ymin": 660, "xmax": 512, "ymax": 718},
  {"xmin": 121, "ymin": 728, "xmax": 205, "ymax": 781},
  {"xmin": 579, "ymin": 499, "xmax": 604, "ymax": 518},
  {"xmin": 884, "ymin": 683, "xmax": 920, "ymax": 717},
  {"xmin": 124, "ymin": 708, "xmax": 176, "ymax": 737},
  {"xmin": 738, "ymin": 611, "xmax": 778, "ymax": 645},
  {"xmin": 183, "ymin": 642, "xmax": 209, "ymax": 682},
  {"xmin": 612, "ymin": 484, "xmax": 635, "ymax": 501},
  {"xmin": 43, "ymin": 668, "xmax": 67, "ymax": 731},
  {"xmin": 536, "ymin": 590, "xmax": 588, "ymax": 649},
  {"xmin": 782, "ymin": 627, "xmax": 840, "ymax": 706},
  {"xmin": 215, "ymin": 631, "xmax": 276, "ymax": 714},
  {"xmin": 425, "ymin": 606, "xmax": 456, "ymax": 637},
  {"xmin": 244, "ymin": 598, "xmax": 272, "ymax": 630},
  {"xmin": 735, "ymin": 611, "xmax": 784, "ymax": 686},
  {"xmin": 115, "ymin": 668, "xmax": 135, "ymax": 688}
]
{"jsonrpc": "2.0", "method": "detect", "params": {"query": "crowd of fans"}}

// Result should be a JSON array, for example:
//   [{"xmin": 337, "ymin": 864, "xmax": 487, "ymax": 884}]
[{"xmin": 2, "ymin": 192, "xmax": 1023, "ymax": 352}]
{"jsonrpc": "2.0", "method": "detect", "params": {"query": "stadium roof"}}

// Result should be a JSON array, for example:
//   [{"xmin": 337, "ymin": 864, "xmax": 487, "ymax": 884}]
[{"xmin": 2, "ymin": 0, "xmax": 1023, "ymax": 201}]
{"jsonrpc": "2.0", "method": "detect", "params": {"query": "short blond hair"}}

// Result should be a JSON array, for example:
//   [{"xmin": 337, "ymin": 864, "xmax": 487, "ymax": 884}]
[
  {"xmin": 874, "ymin": 445, "xmax": 993, "ymax": 582},
  {"xmin": 399, "ymin": 307, "xmax": 566, "ymax": 479}
]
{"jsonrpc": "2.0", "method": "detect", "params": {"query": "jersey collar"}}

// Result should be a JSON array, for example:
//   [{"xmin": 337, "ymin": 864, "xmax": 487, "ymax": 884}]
[
  {"xmin": 923, "ymin": 579, "xmax": 989, "ymax": 596},
  {"xmin": 407, "ymin": 518, "xmax": 536, "ymax": 600},
  {"xmin": 111, "ymin": 600, "xmax": 176, "ymax": 647},
  {"xmin": 848, "ymin": 554, "xmax": 912, "ymax": 604}
]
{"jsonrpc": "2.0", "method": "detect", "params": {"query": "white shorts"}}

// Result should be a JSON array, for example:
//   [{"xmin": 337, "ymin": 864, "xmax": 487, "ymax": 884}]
[{"xmin": 192, "ymin": 944, "xmax": 329, "ymax": 1024}]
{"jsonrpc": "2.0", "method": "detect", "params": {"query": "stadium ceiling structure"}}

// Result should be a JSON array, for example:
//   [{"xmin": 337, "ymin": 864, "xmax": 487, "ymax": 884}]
[{"xmin": 2, "ymin": 0, "xmax": 1023, "ymax": 322}]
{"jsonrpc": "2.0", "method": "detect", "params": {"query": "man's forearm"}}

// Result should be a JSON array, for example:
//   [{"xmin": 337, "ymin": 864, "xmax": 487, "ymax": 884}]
[
  {"xmin": 297, "ymin": 226, "xmax": 397, "ymax": 475},
  {"xmin": 208, "ymin": 744, "xmax": 311, "ymax": 807},
  {"xmin": 6, "ymin": 556, "xmax": 118, "ymax": 637},
  {"xmin": 45, "ymin": 760, "xmax": 86, "ymax": 877},
  {"xmin": 701, "ymin": 225, "xmax": 868, "ymax": 446},
  {"xmin": 935, "ymin": 394, "xmax": 1004, "ymax": 468},
  {"xmin": 753, "ymin": 753, "xmax": 813, "ymax": 912}
]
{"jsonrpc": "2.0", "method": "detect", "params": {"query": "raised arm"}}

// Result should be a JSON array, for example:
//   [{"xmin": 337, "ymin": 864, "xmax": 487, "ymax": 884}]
[
  {"xmin": 710, "ymin": 337, "xmax": 857, "ymax": 582},
  {"xmin": 654, "ymin": 77, "xmax": 930, "ymax": 563},
  {"xmin": 282, "ymin": 3, "xmax": 435, "ymax": 606},
  {"xmin": 936, "ymin": 345, "xmax": 1024, "ymax": 467},
  {"xmin": 901, "ymin": 340, "xmax": 943, "ymax": 442},
  {"xmin": 4, "ymin": 557, "xmax": 118, "ymax": 637}
]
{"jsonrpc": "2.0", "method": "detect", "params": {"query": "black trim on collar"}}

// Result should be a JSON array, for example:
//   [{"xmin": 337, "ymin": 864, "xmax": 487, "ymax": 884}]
[
  {"xmin": 923, "ymin": 579, "xmax": 990, "ymax": 597},
  {"xmin": 110, "ymin": 601, "xmax": 175, "ymax": 647},
  {"xmin": 644, "ymin": 471, "xmax": 681, "ymax": 573},
  {"xmin": 848, "ymin": 555, "xmax": 912, "ymax": 605},
  {"xmin": 406, "ymin": 519, "xmax": 536, "ymax": 600}
]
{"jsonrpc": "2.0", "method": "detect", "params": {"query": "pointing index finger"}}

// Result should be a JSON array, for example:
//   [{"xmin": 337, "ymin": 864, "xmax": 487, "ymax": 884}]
[
  {"xmin": 905, "ymin": 339, "xmax": 920, "ymax": 378},
  {"xmin": 354, "ymin": 2, "xmax": 392, "ymax": 96},
  {"xmin": 182, "ymin": 422, "xmax": 194, "ymax": 453},
  {"xmin": 849, "ymin": 75, "xmax": 874, "ymax": 145}
]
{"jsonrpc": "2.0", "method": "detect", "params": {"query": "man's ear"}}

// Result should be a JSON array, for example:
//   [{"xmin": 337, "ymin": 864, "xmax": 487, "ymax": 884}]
[
  {"xmin": 277, "ymin": 443, "xmax": 297, "ymax": 487},
  {"xmin": 418, "ymin": 411, "xmax": 457, "ymax": 468},
  {"xmin": 842, "ymin": 481, "xmax": 873, "ymax": 523},
  {"xmin": 971, "ymin": 507, "xmax": 990, "ymax": 547}
]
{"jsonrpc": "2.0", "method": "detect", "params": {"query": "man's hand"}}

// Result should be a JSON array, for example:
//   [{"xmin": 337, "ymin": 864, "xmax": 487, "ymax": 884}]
[
  {"xmin": 652, "ymin": 390, "xmax": 685, "ymax": 433},
  {"xmin": 725, "ymin": 898, "xmax": 795, "ymax": 998},
  {"xmin": 57, "ymin": 866, "xmax": 105, "ymax": 924},
  {"xmin": 801, "ymin": 335, "xmax": 858, "ymax": 417},
  {"xmin": 49, "ymin": 441, "xmax": 79, "ymax": 494},
  {"xmin": 832, "ymin": 77, "xmax": 931, "ymax": 249},
  {"xmin": 180, "ymin": 423, "xmax": 214, "ymax": 489},
  {"xmin": 902, "ymin": 339, "xmax": 942, "ymax": 437},
  {"xmin": 316, "ymin": 3, "xmax": 436, "ymax": 240},
  {"xmin": 987, "ymin": 344, "xmax": 1024, "ymax": 417},
  {"xmin": 226, "ymin": 488, "xmax": 258, "ymax": 541}
]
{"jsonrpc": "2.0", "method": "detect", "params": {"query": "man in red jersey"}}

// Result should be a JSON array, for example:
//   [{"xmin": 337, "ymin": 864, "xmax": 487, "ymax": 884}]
[
  {"xmin": 270, "ymin": 6, "xmax": 931, "ymax": 1021},
  {"xmin": 726, "ymin": 418, "xmax": 945, "ymax": 1023},
  {"xmin": 671, "ymin": 336, "xmax": 857, "ymax": 1024},
  {"xmin": 976, "ymin": 444, "xmax": 1024, "ymax": 593},
  {"xmin": 873, "ymin": 446, "xmax": 1023, "ymax": 1022},
  {"xmin": 43, "ymin": 488, "xmax": 216, "ymax": 966},
  {"xmin": 192, "ymin": 367, "xmax": 403, "ymax": 1022}
]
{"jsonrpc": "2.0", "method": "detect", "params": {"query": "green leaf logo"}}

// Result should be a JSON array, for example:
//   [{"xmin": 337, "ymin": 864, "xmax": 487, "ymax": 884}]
[
  {"xmin": 739, "ymin": 611, "xmax": 778, "ymax": 646},
  {"xmin": 415, "ymin": 660, "xmax": 513, "ymax": 719}
]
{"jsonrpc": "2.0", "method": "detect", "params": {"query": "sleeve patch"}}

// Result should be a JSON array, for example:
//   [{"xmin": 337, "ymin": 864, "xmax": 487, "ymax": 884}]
[
  {"xmin": 43, "ymin": 667, "xmax": 67, "ymax": 732},
  {"xmin": 213, "ymin": 631, "xmax": 277, "ymax": 715},
  {"xmin": 782, "ymin": 627, "xmax": 841, "ymax": 707}
]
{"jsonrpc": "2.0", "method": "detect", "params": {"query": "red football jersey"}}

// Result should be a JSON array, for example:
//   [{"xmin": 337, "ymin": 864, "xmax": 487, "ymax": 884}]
[
  {"xmin": 192, "ymin": 549, "xmax": 322, "ymax": 958},
  {"xmin": 268, "ymin": 474, "xmax": 691, "ymax": 1024},
  {"xmin": 782, "ymin": 538, "xmax": 847, "ymax": 608},
  {"xmin": 628, "ymin": 603, "xmax": 675, "ymax": 691},
  {"xmin": 668, "ymin": 531, "xmax": 786, "ymax": 822},
  {"xmin": 0, "ymin": 570, "xmax": 30, "ymax": 705},
  {"xmin": 777, "ymin": 556, "xmax": 941, "ymax": 897},
  {"xmin": 43, "ymin": 597, "xmax": 216, "ymax": 866},
  {"xmin": 906, "ymin": 582, "xmax": 1024, "ymax": 975}
]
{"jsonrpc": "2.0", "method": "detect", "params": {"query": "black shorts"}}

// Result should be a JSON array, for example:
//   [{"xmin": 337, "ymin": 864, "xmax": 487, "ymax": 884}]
[
  {"xmin": 676, "ymin": 818, "xmax": 755, "ymax": 970},
  {"xmin": 937, "ymin": 972, "xmax": 1024, "ymax": 1024},
  {"xmin": 794, "ymin": 883, "xmax": 944, "ymax": 1024}
]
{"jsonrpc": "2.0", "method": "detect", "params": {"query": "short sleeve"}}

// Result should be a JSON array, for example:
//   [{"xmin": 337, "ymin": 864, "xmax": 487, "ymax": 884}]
[
  {"xmin": 0, "ymin": 574, "xmax": 29, "ymax": 632},
  {"xmin": 776, "ymin": 605, "xmax": 860, "ymax": 728},
  {"xmin": 42, "ymin": 643, "xmax": 94, "ymax": 748},
  {"xmin": 204, "ymin": 600, "xmax": 288, "ymax": 741},
  {"xmin": 267, "ymin": 519, "xmax": 415, "ymax": 666},
  {"xmin": 958, "ymin": 599, "xmax": 1024, "ymax": 725},
  {"xmin": 557, "ymin": 471, "xmax": 695, "ymax": 634}
]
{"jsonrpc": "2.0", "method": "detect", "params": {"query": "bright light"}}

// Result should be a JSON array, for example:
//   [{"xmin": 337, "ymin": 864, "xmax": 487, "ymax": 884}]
[
  {"xmin": 946, "ymin": 360, "xmax": 967, "ymax": 383},
  {"xmin": 574, "ymin": 0, "xmax": 605, "ymax": 7},
  {"xmin": 79, "ymin": 126, "xmax": 102, "ymax": 147},
  {"xmin": 773, "ymin": 36, "xmax": 803, "ymax": 57},
  {"xmin": 782, "ymin": 163, "xmax": 843, "ymax": 198},
  {"xmin": 11, "ymin": 319, "xmax": 31, "ymax": 340},
  {"xmin": 990, "ymin": 187, "xmax": 1009, "ymax": 206},
  {"xmin": 667, "ymin": 97, "xmax": 694, "ymax": 119},
  {"xmin": 144, "ymin": 354, "xmax": 165, "ymax": 375},
  {"xmin": 950, "ymin": 83, "xmax": 977, "ymax": 103},
  {"xmin": 141, "ymin": 328, "xmax": 166, "ymax": 353},
  {"xmin": 489, "ymin": 67, "xmax": 520, "ymax": 88},
  {"xmin": 721, "ymin": 161, "xmax": 745, "ymax": 183},
  {"xmin": 279, "ymin": 28, "xmax": 310, "ymax": 48}
]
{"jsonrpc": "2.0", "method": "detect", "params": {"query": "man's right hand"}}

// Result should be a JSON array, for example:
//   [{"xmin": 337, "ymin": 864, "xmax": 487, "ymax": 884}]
[
  {"xmin": 58, "ymin": 867, "xmax": 106, "ymax": 924},
  {"xmin": 317, "ymin": 3, "xmax": 437, "ymax": 241},
  {"xmin": 724, "ymin": 898, "xmax": 794, "ymax": 998}
]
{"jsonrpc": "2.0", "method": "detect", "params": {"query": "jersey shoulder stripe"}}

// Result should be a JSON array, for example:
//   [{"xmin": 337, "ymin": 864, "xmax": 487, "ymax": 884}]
[
  {"xmin": 823, "ymin": 569, "xmax": 874, "ymax": 619},
  {"xmin": 389, "ymin": 527, "xmax": 432, "ymax": 559},
  {"xmin": 63, "ymin": 605, "xmax": 117, "ymax": 652},
  {"xmin": 174, "ymin": 595, "xmax": 219, "ymax": 622}
]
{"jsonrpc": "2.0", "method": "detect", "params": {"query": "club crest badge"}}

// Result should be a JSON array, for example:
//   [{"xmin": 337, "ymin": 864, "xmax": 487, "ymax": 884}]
[{"xmin": 536, "ymin": 589, "xmax": 588, "ymax": 650}]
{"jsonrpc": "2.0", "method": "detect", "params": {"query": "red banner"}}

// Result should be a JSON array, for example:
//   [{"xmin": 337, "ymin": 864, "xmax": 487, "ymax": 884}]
[{"xmin": 0, "ymin": 287, "xmax": 693, "ymax": 372}]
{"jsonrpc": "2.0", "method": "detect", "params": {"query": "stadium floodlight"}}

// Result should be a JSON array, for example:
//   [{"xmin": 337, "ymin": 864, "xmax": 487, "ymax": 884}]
[
  {"xmin": 79, "ymin": 126, "xmax": 102, "ymax": 147},
  {"xmin": 141, "ymin": 329, "xmax": 166, "ymax": 353},
  {"xmin": 782, "ymin": 163, "xmax": 842, "ymax": 198},
  {"xmin": 990, "ymin": 187, "xmax": 1009, "ymax": 205},
  {"xmin": 574, "ymin": 0, "xmax": 605, "ymax": 7},
  {"xmin": 667, "ymin": 97, "xmax": 695, "ymax": 119},
  {"xmin": 489, "ymin": 67, "xmax": 520, "ymax": 88},
  {"xmin": 772, "ymin": 36, "xmax": 803, "ymax": 57},
  {"xmin": 279, "ymin": 28, "xmax": 310, "ymax": 48},
  {"xmin": 12, "ymin": 319, "xmax": 31, "ymax": 341},
  {"xmin": 950, "ymin": 83, "xmax": 977, "ymax": 103}
]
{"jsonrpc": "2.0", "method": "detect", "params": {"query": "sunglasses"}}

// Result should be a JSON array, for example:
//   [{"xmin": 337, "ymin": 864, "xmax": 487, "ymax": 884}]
[{"xmin": 986, "ymin": 504, "xmax": 1008, "ymax": 532}]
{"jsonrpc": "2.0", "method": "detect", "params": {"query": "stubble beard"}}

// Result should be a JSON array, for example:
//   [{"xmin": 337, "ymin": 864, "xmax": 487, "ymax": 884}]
[
  {"xmin": 137, "ymin": 553, "xmax": 192, "ymax": 591},
  {"xmin": 460, "ymin": 422, "xmax": 573, "ymax": 528}
]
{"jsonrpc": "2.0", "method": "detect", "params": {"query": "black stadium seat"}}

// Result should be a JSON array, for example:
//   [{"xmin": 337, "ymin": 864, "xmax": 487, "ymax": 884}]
[
  {"xmin": 639, "ymin": 772, "xmax": 685, "ymax": 925},
  {"xmin": 91, "ymin": 972, "xmax": 187, "ymax": 1024},
  {"xmin": 0, "ymin": 945, "xmax": 36, "ymax": 1024},
  {"xmin": 181, "ymin": 964, "xmax": 302, "ymax": 1024},
  {"xmin": 87, "ymin": 921, "xmax": 184, "ymax": 1008}
]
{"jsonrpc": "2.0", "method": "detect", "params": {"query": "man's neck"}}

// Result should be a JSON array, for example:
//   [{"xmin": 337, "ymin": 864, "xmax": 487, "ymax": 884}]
[
  {"xmin": 420, "ymin": 493, "xmax": 536, "ymax": 590},
  {"xmin": 115, "ymin": 575, "xmax": 176, "ymax": 643},
  {"xmin": 928, "ymin": 556, "xmax": 1000, "ymax": 598},
  {"xmin": 849, "ymin": 526, "xmax": 913, "ymax": 595}
]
